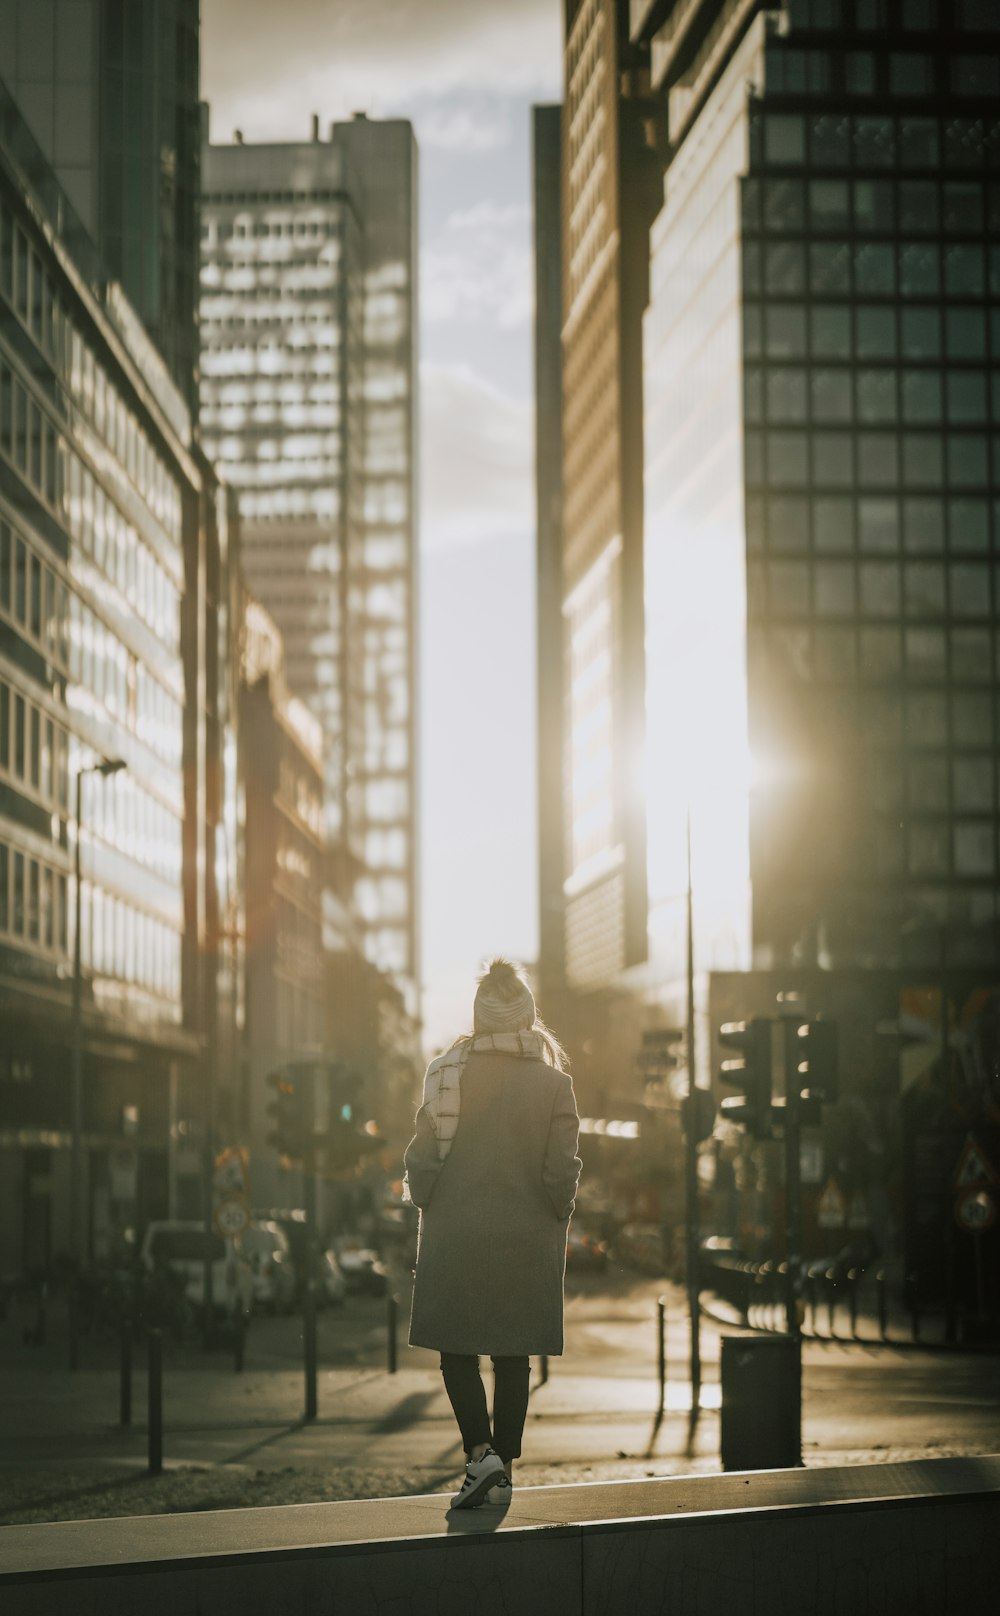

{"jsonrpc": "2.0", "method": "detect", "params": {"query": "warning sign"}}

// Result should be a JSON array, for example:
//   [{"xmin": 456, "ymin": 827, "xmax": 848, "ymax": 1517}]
[
  {"xmin": 817, "ymin": 1179, "xmax": 846, "ymax": 1229},
  {"xmin": 953, "ymin": 1136, "xmax": 998, "ymax": 1191}
]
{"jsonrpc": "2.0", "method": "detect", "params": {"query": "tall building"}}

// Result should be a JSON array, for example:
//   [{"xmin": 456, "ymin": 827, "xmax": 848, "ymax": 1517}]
[
  {"xmin": 538, "ymin": 0, "xmax": 1000, "ymax": 1306},
  {"xmin": 558, "ymin": 2, "xmax": 660, "ymax": 993},
  {"xmin": 0, "ymin": 0, "xmax": 201, "ymax": 410},
  {"xmin": 239, "ymin": 598, "xmax": 325, "ymax": 1208},
  {"xmin": 199, "ymin": 115, "xmax": 419, "ymax": 1013},
  {"xmin": 637, "ymin": 0, "xmax": 1000, "ymax": 987},
  {"xmin": 0, "ymin": 79, "xmax": 235, "ymax": 1270}
]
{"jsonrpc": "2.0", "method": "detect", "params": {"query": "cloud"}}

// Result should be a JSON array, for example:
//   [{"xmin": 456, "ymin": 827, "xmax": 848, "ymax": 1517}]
[
  {"xmin": 422, "ymin": 200, "xmax": 532, "ymax": 331},
  {"xmin": 420, "ymin": 362, "xmax": 533, "ymax": 551},
  {"xmin": 417, "ymin": 103, "xmax": 513, "ymax": 152},
  {"xmin": 202, "ymin": 0, "xmax": 562, "ymax": 144}
]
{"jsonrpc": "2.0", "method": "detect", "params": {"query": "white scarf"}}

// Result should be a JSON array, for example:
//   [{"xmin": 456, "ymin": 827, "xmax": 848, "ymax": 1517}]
[{"xmin": 416, "ymin": 1029, "xmax": 550, "ymax": 1169}]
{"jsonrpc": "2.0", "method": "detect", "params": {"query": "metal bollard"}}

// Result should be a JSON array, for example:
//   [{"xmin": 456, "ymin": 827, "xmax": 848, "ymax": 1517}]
[
  {"xmin": 877, "ymin": 1269, "xmax": 888, "ymax": 1341},
  {"xmin": 656, "ymin": 1297, "xmax": 666, "ymax": 1416},
  {"xmin": 387, "ymin": 1292, "xmax": 398, "ymax": 1375},
  {"xmin": 303, "ymin": 1282, "xmax": 318, "ymax": 1421},
  {"xmin": 848, "ymin": 1268, "xmax": 859, "ymax": 1338},
  {"xmin": 119, "ymin": 1322, "xmax": 132, "ymax": 1426},
  {"xmin": 826, "ymin": 1269, "xmax": 836, "ymax": 1335},
  {"xmin": 147, "ymin": 1328, "xmax": 163, "ymax": 1476}
]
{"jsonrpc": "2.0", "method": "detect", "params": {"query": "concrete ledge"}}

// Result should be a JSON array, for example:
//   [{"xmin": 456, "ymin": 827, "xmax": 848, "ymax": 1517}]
[{"xmin": 2, "ymin": 1455, "xmax": 998, "ymax": 1615}]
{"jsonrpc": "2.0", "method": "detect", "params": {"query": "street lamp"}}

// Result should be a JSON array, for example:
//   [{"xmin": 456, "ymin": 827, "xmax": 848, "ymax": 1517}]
[{"xmin": 69, "ymin": 755, "xmax": 126, "ymax": 1370}]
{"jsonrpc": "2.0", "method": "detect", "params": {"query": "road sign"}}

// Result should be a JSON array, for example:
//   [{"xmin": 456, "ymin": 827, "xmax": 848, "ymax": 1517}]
[
  {"xmin": 214, "ymin": 1197, "xmax": 251, "ymax": 1239},
  {"xmin": 817, "ymin": 1179, "xmax": 846, "ymax": 1229},
  {"xmin": 955, "ymin": 1188, "xmax": 996, "ymax": 1234},
  {"xmin": 953, "ymin": 1136, "xmax": 998, "ymax": 1190}
]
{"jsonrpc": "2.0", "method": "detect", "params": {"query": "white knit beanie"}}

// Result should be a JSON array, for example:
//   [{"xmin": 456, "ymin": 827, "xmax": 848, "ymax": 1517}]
[{"xmin": 473, "ymin": 959, "xmax": 536, "ymax": 1034}]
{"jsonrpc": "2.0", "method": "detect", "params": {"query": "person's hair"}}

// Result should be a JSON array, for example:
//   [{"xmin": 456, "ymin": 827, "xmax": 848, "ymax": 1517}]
[{"xmin": 447, "ymin": 957, "xmax": 569, "ymax": 1071}]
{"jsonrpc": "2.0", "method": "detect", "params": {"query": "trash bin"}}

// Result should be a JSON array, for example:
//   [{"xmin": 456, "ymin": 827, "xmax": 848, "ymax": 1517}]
[{"xmin": 720, "ymin": 1332, "xmax": 801, "ymax": 1471}]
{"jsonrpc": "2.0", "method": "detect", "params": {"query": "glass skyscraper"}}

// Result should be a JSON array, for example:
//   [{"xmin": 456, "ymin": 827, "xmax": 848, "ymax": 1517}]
[
  {"xmin": 640, "ymin": 0, "xmax": 1000, "ymax": 984},
  {"xmin": 199, "ymin": 116, "xmax": 419, "ymax": 1009},
  {"xmin": 0, "ymin": 79, "xmax": 229, "ymax": 1269},
  {"xmin": 0, "ymin": 0, "xmax": 202, "ymax": 411}
]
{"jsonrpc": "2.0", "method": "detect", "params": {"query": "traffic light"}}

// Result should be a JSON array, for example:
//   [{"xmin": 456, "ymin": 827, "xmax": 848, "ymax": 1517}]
[
  {"xmin": 795, "ymin": 1019, "xmax": 838, "ymax": 1105},
  {"xmin": 636, "ymin": 1027, "xmax": 685, "ymax": 1087},
  {"xmin": 718, "ymin": 1018, "xmax": 772, "ymax": 1138},
  {"xmin": 266, "ymin": 1067, "xmax": 310, "ymax": 1159}
]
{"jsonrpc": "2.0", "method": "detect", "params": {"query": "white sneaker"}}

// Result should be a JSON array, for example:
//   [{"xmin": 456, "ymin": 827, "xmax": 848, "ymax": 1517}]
[
  {"xmin": 484, "ymin": 1472, "xmax": 512, "ymax": 1505},
  {"xmin": 450, "ymin": 1448, "xmax": 505, "ymax": 1510}
]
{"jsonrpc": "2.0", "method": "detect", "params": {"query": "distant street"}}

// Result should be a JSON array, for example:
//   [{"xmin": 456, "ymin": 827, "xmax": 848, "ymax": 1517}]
[{"xmin": 2, "ymin": 1263, "xmax": 998, "ymax": 1502}]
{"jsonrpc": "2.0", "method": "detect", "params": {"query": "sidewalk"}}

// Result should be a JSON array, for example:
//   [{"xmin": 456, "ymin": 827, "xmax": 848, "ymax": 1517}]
[{"xmin": 3, "ymin": 1274, "xmax": 998, "ymax": 1526}]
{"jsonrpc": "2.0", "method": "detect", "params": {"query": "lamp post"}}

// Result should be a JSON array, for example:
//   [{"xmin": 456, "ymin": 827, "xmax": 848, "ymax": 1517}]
[{"xmin": 69, "ymin": 756, "xmax": 126, "ymax": 1370}]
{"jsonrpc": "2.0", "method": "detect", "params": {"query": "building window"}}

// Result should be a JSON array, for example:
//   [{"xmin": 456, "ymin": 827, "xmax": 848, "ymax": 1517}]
[
  {"xmin": 812, "ymin": 369, "xmax": 852, "ymax": 422},
  {"xmin": 904, "ymin": 497, "xmax": 945, "ymax": 550},
  {"xmin": 815, "ymin": 562, "xmax": 855, "ymax": 615},
  {"xmin": 899, "ymin": 118, "xmax": 939, "ymax": 169},
  {"xmin": 811, "ymin": 305, "xmax": 851, "ymax": 359},
  {"xmin": 766, "ymin": 115, "xmax": 806, "ymax": 166},
  {"xmin": 813, "ymin": 431, "xmax": 855, "ymax": 485},
  {"xmin": 814, "ymin": 495, "xmax": 855, "ymax": 550},
  {"xmin": 953, "ymin": 823, "xmax": 996, "ymax": 877},
  {"xmin": 902, "ymin": 371, "xmax": 942, "ymax": 424},
  {"xmin": 890, "ymin": 55, "xmax": 934, "ymax": 95},
  {"xmin": 951, "ymin": 57, "xmax": 1000, "ymax": 97},
  {"xmin": 901, "ymin": 307, "xmax": 941, "ymax": 359}
]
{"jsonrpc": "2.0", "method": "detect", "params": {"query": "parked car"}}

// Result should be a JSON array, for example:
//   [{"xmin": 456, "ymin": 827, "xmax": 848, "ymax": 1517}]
[
  {"xmin": 318, "ymin": 1248, "xmax": 347, "ymax": 1308},
  {"xmin": 612, "ymin": 1221, "xmax": 667, "ymax": 1276},
  {"xmin": 242, "ymin": 1220, "xmax": 297, "ymax": 1314},
  {"xmin": 565, "ymin": 1228, "xmax": 609, "ymax": 1273},
  {"xmin": 334, "ymin": 1234, "xmax": 388, "ymax": 1295},
  {"xmin": 139, "ymin": 1221, "xmax": 253, "ymax": 1321},
  {"xmin": 255, "ymin": 1209, "xmax": 349, "ymax": 1307}
]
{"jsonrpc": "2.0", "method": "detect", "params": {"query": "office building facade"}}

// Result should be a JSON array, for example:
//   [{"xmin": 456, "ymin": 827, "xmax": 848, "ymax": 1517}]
[
  {"xmin": 558, "ymin": 1, "xmax": 659, "ymax": 992},
  {"xmin": 199, "ymin": 116, "xmax": 419, "ymax": 1011},
  {"xmin": 0, "ymin": 0, "xmax": 202, "ymax": 410},
  {"xmin": 638, "ymin": 0, "xmax": 1000, "ymax": 985},
  {"xmin": 240, "ymin": 598, "xmax": 325, "ymax": 1207},
  {"xmin": 0, "ymin": 81, "xmax": 235, "ymax": 1271}
]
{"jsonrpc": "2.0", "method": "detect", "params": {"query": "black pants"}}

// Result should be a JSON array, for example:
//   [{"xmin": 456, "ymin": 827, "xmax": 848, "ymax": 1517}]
[{"xmin": 440, "ymin": 1353, "xmax": 531, "ymax": 1464}]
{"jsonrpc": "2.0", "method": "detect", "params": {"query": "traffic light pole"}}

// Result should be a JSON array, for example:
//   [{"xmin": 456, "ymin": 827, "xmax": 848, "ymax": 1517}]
[
  {"xmin": 782, "ymin": 1017, "xmax": 802, "ymax": 1339},
  {"xmin": 303, "ymin": 1156, "xmax": 318, "ymax": 1421},
  {"xmin": 684, "ymin": 811, "xmax": 701, "ymax": 1404}
]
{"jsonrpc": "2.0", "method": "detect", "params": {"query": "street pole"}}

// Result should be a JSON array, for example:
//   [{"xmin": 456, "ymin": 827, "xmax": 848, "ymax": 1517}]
[
  {"xmin": 69, "ymin": 767, "xmax": 84, "ymax": 1372},
  {"xmin": 68, "ymin": 762, "xmax": 125, "ymax": 1370},
  {"xmin": 69, "ymin": 759, "xmax": 126, "ymax": 1372},
  {"xmin": 782, "ymin": 1016, "xmax": 802, "ymax": 1339},
  {"xmin": 303, "ymin": 1156, "xmax": 318, "ymax": 1421},
  {"xmin": 684, "ymin": 808, "xmax": 701, "ymax": 1405}
]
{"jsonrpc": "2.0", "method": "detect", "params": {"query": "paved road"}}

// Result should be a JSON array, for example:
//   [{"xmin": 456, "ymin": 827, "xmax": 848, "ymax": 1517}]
[{"xmin": 2, "ymin": 1265, "xmax": 998, "ymax": 1487}]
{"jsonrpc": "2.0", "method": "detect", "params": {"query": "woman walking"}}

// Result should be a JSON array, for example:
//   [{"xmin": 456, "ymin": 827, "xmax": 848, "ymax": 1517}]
[{"xmin": 404, "ymin": 959, "xmax": 582, "ymax": 1509}]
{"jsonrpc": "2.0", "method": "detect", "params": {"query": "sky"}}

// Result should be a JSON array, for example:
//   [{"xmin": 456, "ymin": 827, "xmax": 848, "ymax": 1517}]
[{"xmin": 201, "ymin": 0, "xmax": 563, "ymax": 1049}]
